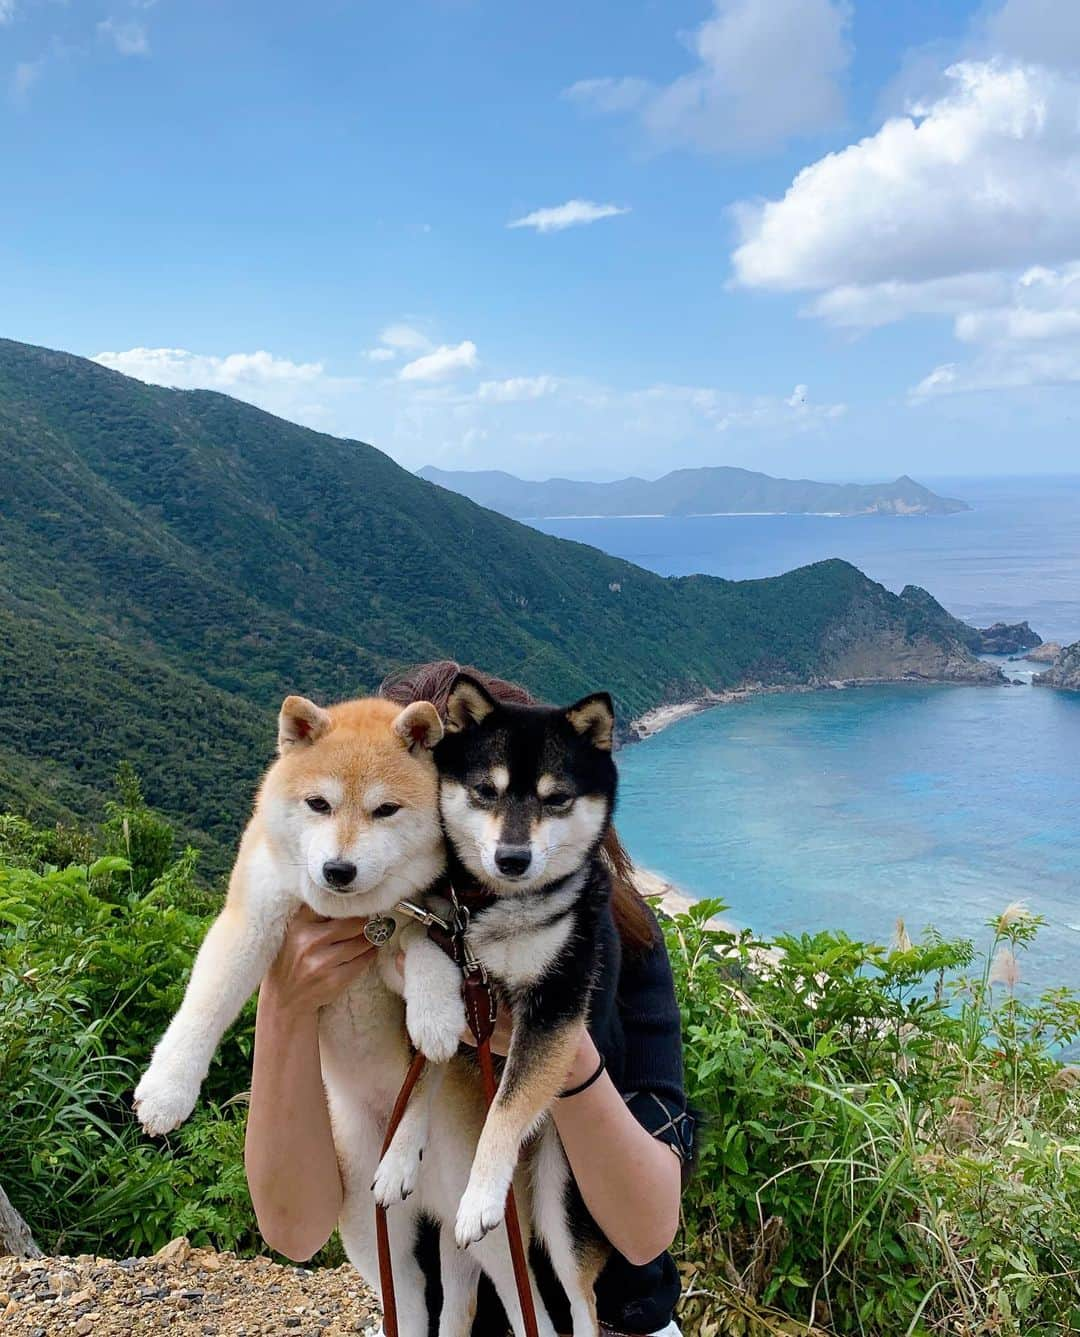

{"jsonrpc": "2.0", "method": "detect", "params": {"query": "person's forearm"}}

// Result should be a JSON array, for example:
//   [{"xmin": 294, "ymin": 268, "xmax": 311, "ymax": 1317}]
[
  {"xmin": 551, "ymin": 1034, "xmax": 682, "ymax": 1266},
  {"xmin": 244, "ymin": 983, "xmax": 342, "ymax": 1260}
]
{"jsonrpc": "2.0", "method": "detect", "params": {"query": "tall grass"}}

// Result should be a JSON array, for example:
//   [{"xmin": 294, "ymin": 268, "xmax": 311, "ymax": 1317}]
[
  {"xmin": 3, "ymin": 787, "xmax": 1080, "ymax": 1333},
  {"xmin": 666, "ymin": 900, "xmax": 1080, "ymax": 1336},
  {"xmin": 0, "ymin": 816, "xmax": 258, "ymax": 1255}
]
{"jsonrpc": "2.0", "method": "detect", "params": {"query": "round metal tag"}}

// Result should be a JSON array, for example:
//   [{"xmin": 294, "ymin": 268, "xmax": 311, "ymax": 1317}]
[{"xmin": 363, "ymin": 915, "xmax": 396, "ymax": 948}]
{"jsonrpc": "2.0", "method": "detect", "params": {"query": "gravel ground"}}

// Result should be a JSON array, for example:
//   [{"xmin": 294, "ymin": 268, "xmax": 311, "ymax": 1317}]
[{"xmin": 0, "ymin": 1239, "xmax": 381, "ymax": 1337}]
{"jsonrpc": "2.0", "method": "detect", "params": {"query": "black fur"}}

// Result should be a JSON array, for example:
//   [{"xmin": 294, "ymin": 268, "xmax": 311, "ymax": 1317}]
[
  {"xmin": 435, "ymin": 674, "xmax": 622, "ymax": 1260},
  {"xmin": 434, "ymin": 676, "xmax": 618, "ymax": 1033}
]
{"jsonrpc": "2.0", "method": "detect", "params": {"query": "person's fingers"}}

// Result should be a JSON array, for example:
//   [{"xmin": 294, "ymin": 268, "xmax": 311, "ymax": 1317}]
[
  {"xmin": 308, "ymin": 934, "xmax": 377, "ymax": 974},
  {"xmin": 308, "ymin": 916, "xmax": 370, "ymax": 945}
]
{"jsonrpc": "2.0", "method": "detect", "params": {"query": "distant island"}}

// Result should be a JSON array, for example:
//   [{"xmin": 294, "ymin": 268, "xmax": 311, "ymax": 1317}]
[{"xmin": 418, "ymin": 465, "xmax": 970, "ymax": 519}]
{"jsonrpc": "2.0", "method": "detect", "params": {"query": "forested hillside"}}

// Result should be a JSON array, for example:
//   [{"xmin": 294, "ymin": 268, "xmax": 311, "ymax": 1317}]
[{"xmin": 0, "ymin": 338, "xmax": 993, "ymax": 870}]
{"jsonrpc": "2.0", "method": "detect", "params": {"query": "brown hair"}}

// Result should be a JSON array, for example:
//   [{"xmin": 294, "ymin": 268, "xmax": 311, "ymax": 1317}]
[{"xmin": 380, "ymin": 660, "xmax": 658, "ymax": 954}]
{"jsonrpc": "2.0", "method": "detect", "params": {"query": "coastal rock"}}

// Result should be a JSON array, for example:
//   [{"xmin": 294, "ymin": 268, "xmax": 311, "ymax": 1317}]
[
  {"xmin": 840, "ymin": 585, "xmax": 1004, "ymax": 684},
  {"xmin": 1026, "ymin": 641, "xmax": 1063, "ymax": 664},
  {"xmin": 898, "ymin": 589, "xmax": 1045, "ymax": 659},
  {"xmin": 1034, "ymin": 641, "xmax": 1080, "ymax": 691},
  {"xmin": 972, "ymin": 621, "xmax": 1042, "ymax": 655}
]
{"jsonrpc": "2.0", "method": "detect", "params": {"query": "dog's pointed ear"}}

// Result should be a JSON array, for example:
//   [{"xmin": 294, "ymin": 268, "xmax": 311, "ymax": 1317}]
[
  {"xmin": 393, "ymin": 701, "xmax": 444, "ymax": 753},
  {"xmin": 565, "ymin": 692, "xmax": 615, "ymax": 752},
  {"xmin": 278, "ymin": 696, "xmax": 331, "ymax": 753},
  {"xmin": 445, "ymin": 673, "xmax": 497, "ymax": 733}
]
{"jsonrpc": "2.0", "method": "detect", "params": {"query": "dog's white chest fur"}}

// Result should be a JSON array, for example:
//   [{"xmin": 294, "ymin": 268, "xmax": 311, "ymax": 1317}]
[{"xmin": 468, "ymin": 880, "xmax": 580, "ymax": 988}]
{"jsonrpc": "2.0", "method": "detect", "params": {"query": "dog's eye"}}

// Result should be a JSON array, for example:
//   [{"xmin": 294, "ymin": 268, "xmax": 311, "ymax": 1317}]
[
  {"xmin": 306, "ymin": 796, "xmax": 332, "ymax": 814},
  {"xmin": 471, "ymin": 782, "xmax": 499, "ymax": 804},
  {"xmin": 372, "ymin": 802, "xmax": 401, "ymax": 819},
  {"xmin": 542, "ymin": 792, "xmax": 574, "ymax": 811}
]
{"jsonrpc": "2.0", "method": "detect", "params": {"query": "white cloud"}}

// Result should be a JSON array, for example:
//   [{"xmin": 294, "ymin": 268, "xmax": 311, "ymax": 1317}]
[
  {"xmin": 912, "ymin": 263, "xmax": 1080, "ymax": 397},
  {"xmin": 729, "ymin": 46, "xmax": 1080, "ymax": 403},
  {"xmin": 476, "ymin": 376, "xmax": 558, "ymax": 403},
  {"xmin": 363, "ymin": 323, "xmax": 434, "ymax": 363},
  {"xmin": 566, "ymin": 0, "xmax": 851, "ymax": 154},
  {"xmin": 733, "ymin": 62, "xmax": 1080, "ymax": 295},
  {"xmin": 89, "ymin": 341, "xmax": 849, "ymax": 475},
  {"xmin": 98, "ymin": 18, "xmax": 150, "ymax": 56},
  {"xmin": 398, "ymin": 340, "xmax": 478, "ymax": 383},
  {"xmin": 508, "ymin": 200, "xmax": 630, "ymax": 233},
  {"xmin": 624, "ymin": 381, "xmax": 846, "ymax": 434},
  {"xmin": 378, "ymin": 323, "xmax": 432, "ymax": 353},
  {"xmin": 94, "ymin": 347, "xmax": 324, "ymax": 388},
  {"xmin": 91, "ymin": 346, "xmax": 359, "ymax": 437},
  {"xmin": 807, "ymin": 273, "xmax": 1013, "ymax": 329}
]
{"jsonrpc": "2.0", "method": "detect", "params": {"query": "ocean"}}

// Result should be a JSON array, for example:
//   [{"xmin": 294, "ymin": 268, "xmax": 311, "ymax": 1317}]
[{"xmin": 533, "ymin": 476, "xmax": 1080, "ymax": 993}]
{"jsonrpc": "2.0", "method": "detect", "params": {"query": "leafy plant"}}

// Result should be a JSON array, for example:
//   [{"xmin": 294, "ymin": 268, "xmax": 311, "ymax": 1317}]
[
  {"xmin": 3, "ymin": 784, "xmax": 1080, "ymax": 1334},
  {"xmin": 664, "ymin": 899, "xmax": 1080, "ymax": 1336}
]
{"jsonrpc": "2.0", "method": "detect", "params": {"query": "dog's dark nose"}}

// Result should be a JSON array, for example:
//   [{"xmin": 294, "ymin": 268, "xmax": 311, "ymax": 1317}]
[
  {"xmin": 323, "ymin": 859, "xmax": 357, "ymax": 889},
  {"xmin": 494, "ymin": 845, "xmax": 532, "ymax": 877}
]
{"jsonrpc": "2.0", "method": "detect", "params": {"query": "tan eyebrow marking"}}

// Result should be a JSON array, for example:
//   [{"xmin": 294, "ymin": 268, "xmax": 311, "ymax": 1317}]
[
  {"xmin": 491, "ymin": 765, "xmax": 510, "ymax": 794},
  {"xmin": 536, "ymin": 773, "xmax": 559, "ymax": 798}
]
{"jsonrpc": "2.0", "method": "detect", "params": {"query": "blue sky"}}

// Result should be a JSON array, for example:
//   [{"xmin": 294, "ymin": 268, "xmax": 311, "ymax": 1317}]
[{"xmin": 5, "ymin": 0, "xmax": 1080, "ymax": 479}]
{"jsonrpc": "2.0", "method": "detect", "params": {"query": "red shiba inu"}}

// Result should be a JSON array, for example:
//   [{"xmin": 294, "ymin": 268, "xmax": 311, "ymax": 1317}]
[
  {"xmin": 136, "ymin": 694, "xmax": 560, "ymax": 1337},
  {"xmin": 134, "ymin": 695, "xmax": 468, "ymax": 1336}
]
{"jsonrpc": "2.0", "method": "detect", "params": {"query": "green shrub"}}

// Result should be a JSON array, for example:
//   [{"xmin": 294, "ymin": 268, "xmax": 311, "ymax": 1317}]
[
  {"xmin": 0, "ymin": 847, "xmax": 258, "ymax": 1254},
  {"xmin": 0, "ymin": 811, "xmax": 95, "ymax": 871},
  {"xmin": 103, "ymin": 761, "xmax": 178, "ymax": 899},
  {"xmin": 664, "ymin": 900, "xmax": 1080, "ymax": 1336},
  {"xmin": 3, "ymin": 784, "xmax": 1080, "ymax": 1335}
]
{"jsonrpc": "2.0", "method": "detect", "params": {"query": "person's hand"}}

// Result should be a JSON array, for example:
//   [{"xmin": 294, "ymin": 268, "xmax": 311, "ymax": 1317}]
[{"xmin": 264, "ymin": 904, "xmax": 377, "ymax": 1016}]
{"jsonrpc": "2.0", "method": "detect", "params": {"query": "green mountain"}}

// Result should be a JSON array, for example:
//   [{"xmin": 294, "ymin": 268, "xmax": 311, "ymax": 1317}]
[
  {"xmin": 418, "ymin": 465, "xmax": 969, "ymax": 518},
  {"xmin": 0, "ymin": 338, "xmax": 995, "ymax": 872}
]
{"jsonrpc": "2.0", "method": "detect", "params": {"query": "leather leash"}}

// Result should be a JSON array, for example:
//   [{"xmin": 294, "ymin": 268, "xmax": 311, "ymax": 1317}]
[{"xmin": 373, "ymin": 890, "xmax": 541, "ymax": 1337}]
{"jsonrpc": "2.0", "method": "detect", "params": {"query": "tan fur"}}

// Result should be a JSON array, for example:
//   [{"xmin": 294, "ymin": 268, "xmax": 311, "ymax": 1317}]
[
  {"xmin": 452, "ymin": 1022, "xmax": 582, "ymax": 1251},
  {"xmin": 416, "ymin": 1059, "xmax": 555, "ymax": 1337},
  {"xmin": 445, "ymin": 678, "xmax": 496, "ymax": 732},
  {"xmin": 134, "ymin": 694, "xmax": 464, "ymax": 1337},
  {"xmin": 572, "ymin": 1239, "xmax": 608, "ymax": 1332},
  {"xmin": 564, "ymin": 696, "xmax": 614, "ymax": 752},
  {"xmin": 264, "ymin": 696, "xmax": 441, "ymax": 819}
]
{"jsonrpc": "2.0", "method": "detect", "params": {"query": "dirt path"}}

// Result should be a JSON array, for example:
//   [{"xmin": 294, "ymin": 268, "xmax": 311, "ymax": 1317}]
[{"xmin": 0, "ymin": 1239, "xmax": 380, "ymax": 1337}]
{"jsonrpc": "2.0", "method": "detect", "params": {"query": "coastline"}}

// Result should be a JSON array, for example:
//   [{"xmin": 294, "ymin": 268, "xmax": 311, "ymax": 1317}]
[
  {"xmin": 633, "ymin": 867, "xmax": 734, "ymax": 928},
  {"xmin": 626, "ymin": 673, "xmax": 1002, "ymax": 742},
  {"xmin": 536, "ymin": 509, "xmax": 961, "ymax": 520}
]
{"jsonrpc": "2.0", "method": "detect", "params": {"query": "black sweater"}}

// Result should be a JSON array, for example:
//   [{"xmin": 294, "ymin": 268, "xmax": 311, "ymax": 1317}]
[{"xmin": 419, "ymin": 907, "xmax": 692, "ymax": 1335}]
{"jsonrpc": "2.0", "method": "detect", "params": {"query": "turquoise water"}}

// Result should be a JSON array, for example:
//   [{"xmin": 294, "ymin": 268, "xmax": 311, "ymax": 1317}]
[
  {"xmin": 534, "ymin": 477, "xmax": 1080, "ymax": 991},
  {"xmin": 616, "ymin": 682, "xmax": 1080, "ymax": 991}
]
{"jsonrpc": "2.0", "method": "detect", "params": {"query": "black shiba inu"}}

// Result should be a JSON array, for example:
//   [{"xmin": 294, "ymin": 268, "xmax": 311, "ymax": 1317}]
[{"xmin": 435, "ymin": 672, "xmax": 622, "ymax": 1333}]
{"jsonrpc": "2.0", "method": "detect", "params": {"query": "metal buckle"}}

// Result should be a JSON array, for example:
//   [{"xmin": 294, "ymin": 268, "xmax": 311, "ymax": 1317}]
[{"xmin": 394, "ymin": 899, "xmax": 453, "ymax": 933}]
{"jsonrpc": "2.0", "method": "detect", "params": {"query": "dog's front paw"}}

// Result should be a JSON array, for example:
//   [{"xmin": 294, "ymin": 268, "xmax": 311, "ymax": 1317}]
[
  {"xmin": 133, "ymin": 1063, "xmax": 200, "ymax": 1136},
  {"xmin": 406, "ymin": 992, "xmax": 466, "ymax": 1065},
  {"xmin": 371, "ymin": 1136, "xmax": 424, "ymax": 1208},
  {"xmin": 454, "ymin": 1178, "xmax": 508, "ymax": 1248}
]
